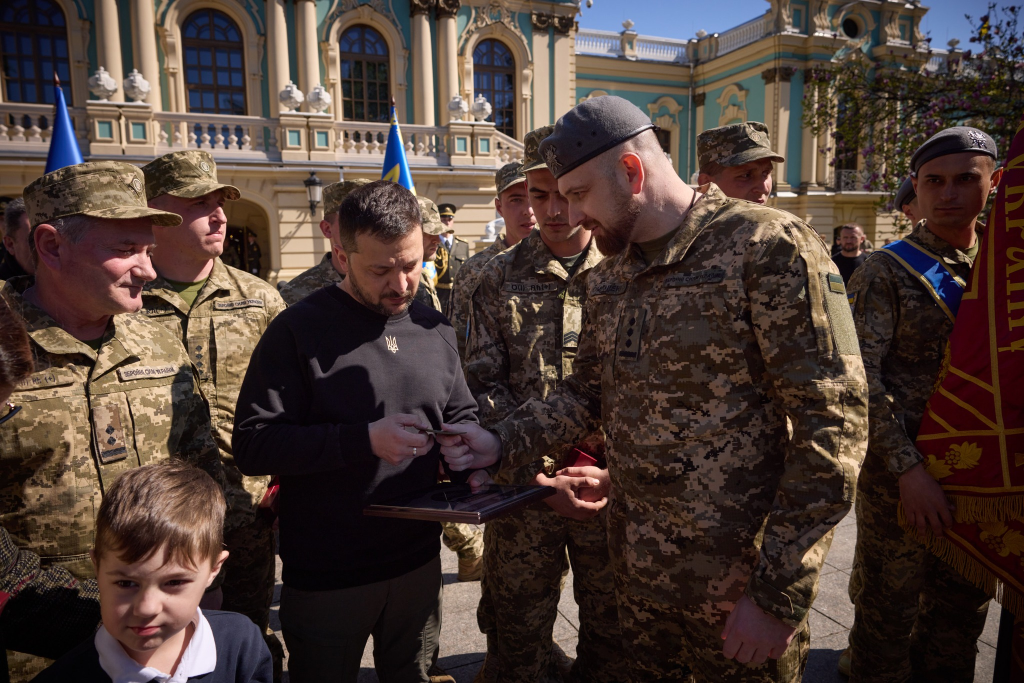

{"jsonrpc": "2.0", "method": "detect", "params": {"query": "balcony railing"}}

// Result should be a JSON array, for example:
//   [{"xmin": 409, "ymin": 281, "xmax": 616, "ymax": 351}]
[
  {"xmin": 835, "ymin": 168, "xmax": 872, "ymax": 192},
  {"xmin": 635, "ymin": 36, "xmax": 689, "ymax": 63},
  {"xmin": 0, "ymin": 102, "xmax": 88, "ymax": 155},
  {"xmin": 576, "ymin": 29, "xmax": 622, "ymax": 58},
  {"xmin": 717, "ymin": 15, "xmax": 770, "ymax": 56},
  {"xmin": 154, "ymin": 112, "xmax": 277, "ymax": 159}
]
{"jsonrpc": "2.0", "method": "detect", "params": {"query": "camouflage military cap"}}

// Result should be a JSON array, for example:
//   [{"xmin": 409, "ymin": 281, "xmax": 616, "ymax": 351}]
[
  {"xmin": 522, "ymin": 126, "xmax": 555, "ymax": 173},
  {"xmin": 324, "ymin": 178, "xmax": 371, "ymax": 216},
  {"xmin": 495, "ymin": 162, "xmax": 527, "ymax": 195},
  {"xmin": 24, "ymin": 161, "xmax": 182, "ymax": 228},
  {"xmin": 417, "ymin": 196, "xmax": 445, "ymax": 236},
  {"xmin": 893, "ymin": 176, "xmax": 916, "ymax": 210},
  {"xmin": 910, "ymin": 126, "xmax": 997, "ymax": 173},
  {"xmin": 538, "ymin": 97, "xmax": 655, "ymax": 179},
  {"xmin": 697, "ymin": 121, "xmax": 785, "ymax": 172},
  {"xmin": 142, "ymin": 150, "xmax": 241, "ymax": 201}
]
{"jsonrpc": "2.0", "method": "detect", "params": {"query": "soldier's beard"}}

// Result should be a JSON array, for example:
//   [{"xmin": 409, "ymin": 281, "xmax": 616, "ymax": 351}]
[{"xmin": 593, "ymin": 192, "xmax": 642, "ymax": 255}]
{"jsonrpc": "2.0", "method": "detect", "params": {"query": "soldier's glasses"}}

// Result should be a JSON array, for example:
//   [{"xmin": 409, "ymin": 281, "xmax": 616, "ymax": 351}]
[{"xmin": 0, "ymin": 402, "xmax": 20, "ymax": 425}]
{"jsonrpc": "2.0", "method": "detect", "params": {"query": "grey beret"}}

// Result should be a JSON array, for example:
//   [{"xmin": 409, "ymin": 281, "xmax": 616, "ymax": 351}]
[
  {"xmin": 910, "ymin": 126, "xmax": 998, "ymax": 174},
  {"xmin": 538, "ymin": 96, "xmax": 655, "ymax": 179},
  {"xmin": 893, "ymin": 176, "xmax": 916, "ymax": 211}
]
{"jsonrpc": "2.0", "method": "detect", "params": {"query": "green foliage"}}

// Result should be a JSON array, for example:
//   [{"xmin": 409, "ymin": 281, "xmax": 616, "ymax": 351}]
[{"xmin": 802, "ymin": 3, "xmax": 1022, "ymax": 233}]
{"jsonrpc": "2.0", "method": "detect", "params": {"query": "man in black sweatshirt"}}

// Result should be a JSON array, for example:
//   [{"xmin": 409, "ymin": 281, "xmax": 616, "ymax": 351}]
[{"xmin": 233, "ymin": 180, "xmax": 479, "ymax": 683}]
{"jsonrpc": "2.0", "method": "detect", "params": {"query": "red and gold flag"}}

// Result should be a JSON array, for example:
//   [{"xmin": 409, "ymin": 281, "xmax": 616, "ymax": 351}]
[{"xmin": 902, "ymin": 118, "xmax": 1024, "ymax": 620}]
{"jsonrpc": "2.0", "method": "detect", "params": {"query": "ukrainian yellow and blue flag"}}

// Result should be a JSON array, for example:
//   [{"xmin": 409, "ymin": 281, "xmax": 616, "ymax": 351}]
[
  {"xmin": 45, "ymin": 75, "xmax": 83, "ymax": 173},
  {"xmin": 381, "ymin": 101, "xmax": 416, "ymax": 194}
]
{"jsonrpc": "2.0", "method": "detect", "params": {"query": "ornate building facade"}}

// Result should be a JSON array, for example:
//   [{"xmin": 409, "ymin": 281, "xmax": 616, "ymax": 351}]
[{"xmin": 0, "ymin": 0, "xmax": 955, "ymax": 281}]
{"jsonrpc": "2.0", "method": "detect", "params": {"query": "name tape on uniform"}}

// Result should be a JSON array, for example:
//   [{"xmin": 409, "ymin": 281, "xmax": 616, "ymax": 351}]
[
  {"xmin": 665, "ymin": 267, "xmax": 726, "ymax": 287},
  {"xmin": 503, "ymin": 283, "xmax": 561, "ymax": 294},
  {"xmin": 592, "ymin": 282, "xmax": 627, "ymax": 296},
  {"xmin": 214, "ymin": 299, "xmax": 265, "ymax": 310},
  {"xmin": 117, "ymin": 365, "xmax": 180, "ymax": 382},
  {"xmin": 15, "ymin": 370, "xmax": 75, "ymax": 390}
]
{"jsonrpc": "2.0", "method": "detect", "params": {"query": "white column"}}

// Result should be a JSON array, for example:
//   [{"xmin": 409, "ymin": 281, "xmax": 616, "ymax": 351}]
[
  {"xmin": 800, "ymin": 81, "xmax": 817, "ymax": 188},
  {"xmin": 131, "ymin": 0, "xmax": 161, "ymax": 110},
  {"xmin": 775, "ymin": 70, "xmax": 792, "ymax": 191},
  {"xmin": 552, "ymin": 31, "xmax": 571, "ymax": 121},
  {"xmin": 437, "ymin": 1, "xmax": 459, "ymax": 124},
  {"xmin": 297, "ymin": 0, "xmax": 320, "ymax": 111},
  {"xmin": 531, "ymin": 26, "xmax": 550, "ymax": 127},
  {"xmin": 267, "ymin": 0, "xmax": 290, "ymax": 113},
  {"xmin": 95, "ymin": 0, "xmax": 124, "ymax": 102},
  {"xmin": 411, "ymin": 8, "xmax": 435, "ymax": 125}
]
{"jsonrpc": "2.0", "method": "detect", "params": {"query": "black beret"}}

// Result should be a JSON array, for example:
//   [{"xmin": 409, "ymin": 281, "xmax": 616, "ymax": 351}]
[
  {"xmin": 893, "ymin": 176, "xmax": 916, "ymax": 211},
  {"xmin": 910, "ymin": 126, "xmax": 998, "ymax": 174},
  {"xmin": 538, "ymin": 96, "xmax": 655, "ymax": 179}
]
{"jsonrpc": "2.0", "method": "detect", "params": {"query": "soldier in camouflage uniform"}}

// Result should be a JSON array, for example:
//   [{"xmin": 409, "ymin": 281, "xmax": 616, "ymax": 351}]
[
  {"xmin": 139, "ymin": 150, "xmax": 287, "ymax": 679},
  {"xmin": 466, "ymin": 126, "xmax": 624, "ymax": 683},
  {"xmin": 278, "ymin": 178, "xmax": 370, "ymax": 305},
  {"xmin": 442, "ymin": 96, "xmax": 868, "ymax": 682},
  {"xmin": 447, "ymin": 162, "xmax": 536, "ymax": 359},
  {"xmin": 845, "ymin": 129, "xmax": 1001, "ymax": 683},
  {"xmin": 697, "ymin": 121, "xmax": 784, "ymax": 205},
  {"xmin": 409, "ymin": 194, "xmax": 485, "ymax": 585},
  {"xmin": 0, "ymin": 161, "xmax": 222, "ymax": 679}
]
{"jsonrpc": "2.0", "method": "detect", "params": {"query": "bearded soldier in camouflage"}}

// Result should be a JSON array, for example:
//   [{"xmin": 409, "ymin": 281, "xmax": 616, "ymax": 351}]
[
  {"xmin": 465, "ymin": 126, "xmax": 625, "ymax": 683},
  {"xmin": 139, "ymin": 150, "xmax": 287, "ymax": 679},
  {"xmin": 278, "ymin": 178, "xmax": 370, "ymax": 305},
  {"xmin": 447, "ymin": 162, "xmax": 536, "ymax": 360},
  {"xmin": 442, "ymin": 96, "xmax": 868, "ymax": 682},
  {"xmin": 0, "ymin": 161, "xmax": 223, "ymax": 679},
  {"xmin": 844, "ymin": 128, "xmax": 1001, "ymax": 683}
]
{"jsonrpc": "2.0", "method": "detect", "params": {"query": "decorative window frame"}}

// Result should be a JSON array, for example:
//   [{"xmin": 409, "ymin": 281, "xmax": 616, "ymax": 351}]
[
  {"xmin": 158, "ymin": 0, "xmax": 265, "ymax": 116},
  {"xmin": 716, "ymin": 83, "xmax": 748, "ymax": 126},
  {"xmin": 460, "ymin": 25, "xmax": 531, "ymax": 141},
  {"xmin": 647, "ymin": 95, "xmax": 682, "ymax": 176},
  {"xmin": 833, "ymin": 4, "xmax": 876, "ymax": 42},
  {"xmin": 577, "ymin": 89, "xmax": 608, "ymax": 104},
  {"xmin": 0, "ymin": 0, "xmax": 90, "ymax": 107},
  {"xmin": 323, "ymin": 4, "xmax": 408, "ymax": 124}
]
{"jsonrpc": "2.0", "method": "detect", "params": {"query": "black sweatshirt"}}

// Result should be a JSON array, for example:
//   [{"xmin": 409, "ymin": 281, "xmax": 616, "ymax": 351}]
[{"xmin": 232, "ymin": 286, "xmax": 478, "ymax": 591}]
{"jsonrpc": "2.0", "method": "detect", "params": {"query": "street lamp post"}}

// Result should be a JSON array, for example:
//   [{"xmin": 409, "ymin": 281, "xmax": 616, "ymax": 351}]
[{"xmin": 304, "ymin": 171, "xmax": 323, "ymax": 216}]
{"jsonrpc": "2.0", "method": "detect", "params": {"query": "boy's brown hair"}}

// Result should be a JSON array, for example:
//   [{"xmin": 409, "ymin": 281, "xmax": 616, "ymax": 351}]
[{"xmin": 95, "ymin": 460, "xmax": 225, "ymax": 568}]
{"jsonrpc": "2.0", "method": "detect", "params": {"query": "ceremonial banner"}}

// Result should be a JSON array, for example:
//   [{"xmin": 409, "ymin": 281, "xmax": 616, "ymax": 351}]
[
  {"xmin": 44, "ymin": 76, "xmax": 83, "ymax": 173},
  {"xmin": 381, "ymin": 100, "xmax": 416, "ymax": 194},
  {"xmin": 902, "ymin": 118, "xmax": 1024, "ymax": 619}
]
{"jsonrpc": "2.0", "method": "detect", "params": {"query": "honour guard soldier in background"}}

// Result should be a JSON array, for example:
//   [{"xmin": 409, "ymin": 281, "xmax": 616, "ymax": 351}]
[
  {"xmin": 894, "ymin": 176, "xmax": 921, "ymax": 229},
  {"xmin": 139, "ymin": 150, "xmax": 288, "ymax": 679},
  {"xmin": 441, "ymin": 96, "xmax": 868, "ymax": 682},
  {"xmin": 279, "ymin": 178, "xmax": 370, "ymax": 306},
  {"xmin": 0, "ymin": 161, "xmax": 223, "ymax": 679},
  {"xmin": 696, "ymin": 121, "xmax": 784, "ymax": 206},
  {"xmin": 844, "ymin": 128, "xmax": 1001, "ymax": 683},
  {"xmin": 465, "ymin": 125, "xmax": 625, "ymax": 682},
  {"xmin": 447, "ymin": 163, "xmax": 536, "ymax": 360},
  {"xmin": 413, "ymin": 195, "xmax": 485, "ymax": 583},
  {"xmin": 435, "ymin": 203, "xmax": 469, "ymax": 315}
]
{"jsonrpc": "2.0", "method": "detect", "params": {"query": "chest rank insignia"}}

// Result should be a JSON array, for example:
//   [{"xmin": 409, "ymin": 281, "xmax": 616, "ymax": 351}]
[{"xmin": 385, "ymin": 335, "xmax": 399, "ymax": 353}]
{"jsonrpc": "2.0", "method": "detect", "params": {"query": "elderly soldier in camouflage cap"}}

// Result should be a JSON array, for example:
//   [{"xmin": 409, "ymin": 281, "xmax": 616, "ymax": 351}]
[
  {"xmin": 139, "ymin": 149, "xmax": 287, "ymax": 678},
  {"xmin": 414, "ymin": 196, "xmax": 447, "ymax": 312},
  {"xmin": 697, "ymin": 121, "xmax": 784, "ymax": 205},
  {"xmin": 447, "ymin": 162, "xmax": 536, "ymax": 359},
  {"xmin": 441, "ymin": 95, "xmax": 868, "ymax": 682},
  {"xmin": 843, "ymin": 127, "xmax": 1000, "ymax": 683},
  {"xmin": 464, "ymin": 125, "xmax": 625, "ymax": 682},
  {"xmin": 0, "ymin": 161, "xmax": 223, "ymax": 679},
  {"xmin": 279, "ymin": 178, "xmax": 371, "ymax": 305}
]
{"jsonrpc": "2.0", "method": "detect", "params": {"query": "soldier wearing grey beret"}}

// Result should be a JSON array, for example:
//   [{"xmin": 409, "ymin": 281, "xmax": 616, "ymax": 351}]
[{"xmin": 910, "ymin": 127, "xmax": 998, "ymax": 174}]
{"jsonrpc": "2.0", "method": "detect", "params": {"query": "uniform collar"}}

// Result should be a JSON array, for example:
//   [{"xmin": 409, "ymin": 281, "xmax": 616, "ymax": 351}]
[
  {"xmin": 1, "ymin": 278, "xmax": 146, "ymax": 371},
  {"xmin": 144, "ymin": 258, "xmax": 232, "ymax": 314},
  {"xmin": 515, "ymin": 230, "xmax": 601, "ymax": 281},
  {"xmin": 95, "ymin": 608, "xmax": 217, "ymax": 683},
  {"xmin": 909, "ymin": 220, "xmax": 983, "ymax": 266}
]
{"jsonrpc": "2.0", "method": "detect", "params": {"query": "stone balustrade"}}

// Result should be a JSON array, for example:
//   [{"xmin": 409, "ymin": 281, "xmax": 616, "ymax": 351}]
[{"xmin": 0, "ymin": 102, "xmax": 88, "ymax": 153}]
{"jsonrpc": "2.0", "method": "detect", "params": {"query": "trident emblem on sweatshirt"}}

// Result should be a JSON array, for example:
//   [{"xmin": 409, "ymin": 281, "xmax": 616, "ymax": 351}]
[{"xmin": 385, "ymin": 335, "xmax": 399, "ymax": 353}]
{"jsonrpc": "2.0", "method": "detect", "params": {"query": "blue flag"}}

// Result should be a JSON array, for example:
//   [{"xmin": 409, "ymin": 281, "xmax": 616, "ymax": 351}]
[
  {"xmin": 45, "ymin": 78, "xmax": 83, "ymax": 173},
  {"xmin": 381, "ymin": 104, "xmax": 415, "ymax": 194}
]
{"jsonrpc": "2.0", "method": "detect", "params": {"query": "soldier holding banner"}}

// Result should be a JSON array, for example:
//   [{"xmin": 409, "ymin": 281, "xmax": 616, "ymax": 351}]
[{"xmin": 845, "ymin": 127, "xmax": 1003, "ymax": 682}]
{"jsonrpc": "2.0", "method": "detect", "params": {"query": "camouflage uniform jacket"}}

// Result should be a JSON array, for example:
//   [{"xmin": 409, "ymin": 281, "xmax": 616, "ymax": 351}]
[
  {"xmin": 0, "ymin": 277, "xmax": 221, "ymax": 581},
  {"xmin": 415, "ymin": 272, "xmax": 443, "ymax": 312},
  {"xmin": 491, "ymin": 184, "xmax": 869, "ymax": 627},
  {"xmin": 467, "ymin": 231, "xmax": 604, "ymax": 484},
  {"xmin": 141, "ymin": 258, "xmax": 286, "ymax": 526},
  {"xmin": 278, "ymin": 252, "xmax": 342, "ymax": 306},
  {"xmin": 447, "ymin": 236, "xmax": 512, "ymax": 358},
  {"xmin": 846, "ymin": 220, "xmax": 977, "ymax": 477}
]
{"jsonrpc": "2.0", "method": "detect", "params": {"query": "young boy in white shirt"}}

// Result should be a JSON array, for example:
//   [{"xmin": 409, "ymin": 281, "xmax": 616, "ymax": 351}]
[{"xmin": 32, "ymin": 461, "xmax": 272, "ymax": 683}]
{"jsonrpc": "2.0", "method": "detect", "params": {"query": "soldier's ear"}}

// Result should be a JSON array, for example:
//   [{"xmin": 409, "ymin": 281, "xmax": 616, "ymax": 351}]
[
  {"xmin": 333, "ymin": 242, "xmax": 350, "ymax": 276},
  {"xmin": 33, "ymin": 223, "xmax": 62, "ymax": 271}
]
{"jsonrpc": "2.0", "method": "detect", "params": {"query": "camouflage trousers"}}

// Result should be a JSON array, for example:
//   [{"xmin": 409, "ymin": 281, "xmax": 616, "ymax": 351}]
[
  {"xmin": 222, "ymin": 513, "xmax": 285, "ymax": 682},
  {"xmin": 848, "ymin": 460, "xmax": 989, "ymax": 683},
  {"xmin": 441, "ymin": 522, "xmax": 484, "ymax": 559},
  {"xmin": 606, "ymin": 497, "xmax": 809, "ymax": 682},
  {"xmin": 481, "ymin": 504, "xmax": 626, "ymax": 683}
]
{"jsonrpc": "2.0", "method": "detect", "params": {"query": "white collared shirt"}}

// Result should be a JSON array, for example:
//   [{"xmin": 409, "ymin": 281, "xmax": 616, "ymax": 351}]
[{"xmin": 95, "ymin": 608, "xmax": 217, "ymax": 683}]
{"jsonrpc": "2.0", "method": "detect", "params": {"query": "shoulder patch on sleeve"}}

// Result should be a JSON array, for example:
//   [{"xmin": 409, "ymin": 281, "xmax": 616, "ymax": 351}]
[{"xmin": 821, "ymin": 273, "xmax": 860, "ymax": 356}]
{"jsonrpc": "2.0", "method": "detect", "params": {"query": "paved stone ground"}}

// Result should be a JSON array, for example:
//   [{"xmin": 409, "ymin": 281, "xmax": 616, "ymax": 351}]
[{"xmin": 270, "ymin": 511, "xmax": 1000, "ymax": 682}]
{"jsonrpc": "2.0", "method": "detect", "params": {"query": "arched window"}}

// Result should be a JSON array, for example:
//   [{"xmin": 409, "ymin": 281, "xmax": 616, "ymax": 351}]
[
  {"xmin": 182, "ymin": 9, "xmax": 246, "ymax": 115},
  {"xmin": 339, "ymin": 25, "xmax": 390, "ymax": 122},
  {"xmin": 0, "ymin": 0, "xmax": 71, "ymax": 104},
  {"xmin": 473, "ymin": 39, "xmax": 514, "ymax": 137}
]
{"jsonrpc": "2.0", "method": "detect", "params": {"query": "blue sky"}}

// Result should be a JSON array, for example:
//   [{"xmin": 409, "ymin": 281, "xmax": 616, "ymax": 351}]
[{"xmin": 576, "ymin": 0, "xmax": 993, "ymax": 49}]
